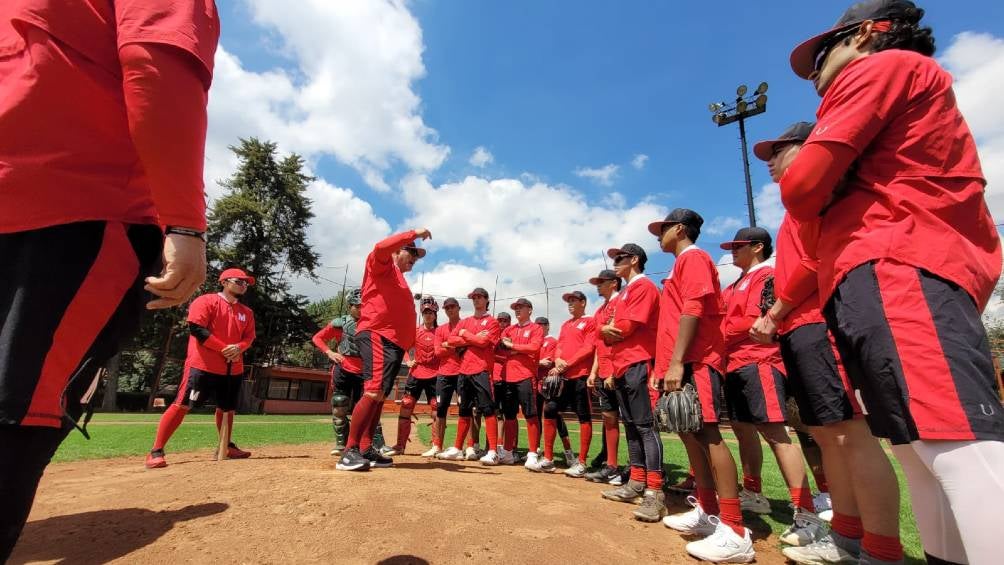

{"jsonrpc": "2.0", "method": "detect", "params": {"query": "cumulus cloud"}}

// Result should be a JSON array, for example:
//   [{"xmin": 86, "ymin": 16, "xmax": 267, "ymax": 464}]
[
  {"xmin": 704, "ymin": 215, "xmax": 744, "ymax": 236},
  {"xmin": 753, "ymin": 182, "xmax": 785, "ymax": 231},
  {"xmin": 631, "ymin": 154, "xmax": 649, "ymax": 170},
  {"xmin": 574, "ymin": 164, "xmax": 619, "ymax": 187},
  {"xmin": 469, "ymin": 146, "xmax": 494, "ymax": 168}
]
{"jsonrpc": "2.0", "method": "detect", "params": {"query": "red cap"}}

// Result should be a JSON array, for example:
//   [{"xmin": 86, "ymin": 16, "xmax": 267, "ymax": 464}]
[{"xmin": 219, "ymin": 268, "xmax": 255, "ymax": 286}]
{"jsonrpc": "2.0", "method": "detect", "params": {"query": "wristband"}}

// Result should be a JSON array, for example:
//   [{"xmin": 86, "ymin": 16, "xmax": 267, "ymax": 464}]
[{"xmin": 165, "ymin": 226, "xmax": 207, "ymax": 242}]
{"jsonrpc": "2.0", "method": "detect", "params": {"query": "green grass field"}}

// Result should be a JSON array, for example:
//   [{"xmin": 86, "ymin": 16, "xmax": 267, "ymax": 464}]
[{"xmin": 56, "ymin": 412, "xmax": 923, "ymax": 562}]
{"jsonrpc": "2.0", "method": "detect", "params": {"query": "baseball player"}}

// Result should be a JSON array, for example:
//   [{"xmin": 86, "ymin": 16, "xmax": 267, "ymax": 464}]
[
  {"xmin": 533, "ymin": 317, "xmax": 576, "ymax": 467},
  {"xmin": 749, "ymin": 121, "xmax": 902, "ymax": 564},
  {"xmin": 584, "ymin": 270, "xmax": 623, "ymax": 484},
  {"xmin": 500, "ymin": 299, "xmax": 543, "ymax": 465},
  {"xmin": 598, "ymin": 243, "xmax": 665, "ymax": 523},
  {"xmin": 650, "ymin": 211, "xmax": 753, "ymax": 562},
  {"xmin": 491, "ymin": 311, "xmax": 512, "ymax": 457},
  {"xmin": 311, "ymin": 288, "xmax": 386, "ymax": 456},
  {"xmin": 428, "ymin": 297, "xmax": 464, "ymax": 457},
  {"xmin": 783, "ymin": 2, "xmax": 1004, "ymax": 562},
  {"xmin": 336, "ymin": 229, "xmax": 430, "ymax": 472},
  {"xmin": 436, "ymin": 287, "xmax": 505, "ymax": 464},
  {"xmin": 386, "ymin": 297, "xmax": 440, "ymax": 456},
  {"xmin": 146, "ymin": 268, "xmax": 256, "ymax": 468}
]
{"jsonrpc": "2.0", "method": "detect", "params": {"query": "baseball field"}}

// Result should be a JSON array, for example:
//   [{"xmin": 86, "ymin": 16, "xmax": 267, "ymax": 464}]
[{"xmin": 9, "ymin": 413, "xmax": 924, "ymax": 564}]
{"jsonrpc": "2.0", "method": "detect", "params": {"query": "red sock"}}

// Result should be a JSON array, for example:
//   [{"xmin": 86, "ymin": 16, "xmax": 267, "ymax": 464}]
[
  {"xmin": 485, "ymin": 415, "xmax": 499, "ymax": 450},
  {"xmin": 543, "ymin": 419, "xmax": 557, "ymax": 459},
  {"xmin": 830, "ymin": 512, "xmax": 864, "ymax": 540},
  {"xmin": 454, "ymin": 417, "xmax": 472, "ymax": 450},
  {"xmin": 604, "ymin": 420, "xmax": 619, "ymax": 467},
  {"xmin": 718, "ymin": 497, "xmax": 745, "ymax": 536},
  {"xmin": 862, "ymin": 531, "xmax": 903, "ymax": 562},
  {"xmin": 396, "ymin": 414, "xmax": 411, "ymax": 449},
  {"xmin": 790, "ymin": 487, "xmax": 815, "ymax": 512},
  {"xmin": 360, "ymin": 401, "xmax": 384, "ymax": 452},
  {"xmin": 346, "ymin": 396, "xmax": 378, "ymax": 449},
  {"xmin": 152, "ymin": 404, "xmax": 187, "ymax": 450},
  {"xmin": 814, "ymin": 470, "xmax": 829, "ymax": 493},
  {"xmin": 696, "ymin": 487, "xmax": 720, "ymax": 516},
  {"xmin": 743, "ymin": 474, "xmax": 762, "ymax": 493},
  {"xmin": 504, "ymin": 420, "xmax": 518, "ymax": 451},
  {"xmin": 629, "ymin": 466, "xmax": 645, "ymax": 483},
  {"xmin": 578, "ymin": 422, "xmax": 592, "ymax": 464},
  {"xmin": 646, "ymin": 470, "xmax": 662, "ymax": 490},
  {"xmin": 526, "ymin": 418, "xmax": 540, "ymax": 453}
]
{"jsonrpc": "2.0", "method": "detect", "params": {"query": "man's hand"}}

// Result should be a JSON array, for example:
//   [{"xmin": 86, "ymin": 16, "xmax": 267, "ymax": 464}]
[
  {"xmin": 414, "ymin": 227, "xmax": 432, "ymax": 240},
  {"xmin": 649, "ymin": 376, "xmax": 663, "ymax": 392},
  {"xmin": 221, "ymin": 344, "xmax": 241, "ymax": 362},
  {"xmin": 548, "ymin": 367, "xmax": 561, "ymax": 377},
  {"xmin": 145, "ymin": 232, "xmax": 207, "ymax": 309},
  {"xmin": 458, "ymin": 329, "xmax": 467, "ymax": 337},
  {"xmin": 539, "ymin": 358, "xmax": 553, "ymax": 368},
  {"xmin": 404, "ymin": 360, "xmax": 415, "ymax": 368},
  {"xmin": 554, "ymin": 358, "xmax": 568, "ymax": 373},
  {"xmin": 664, "ymin": 360, "xmax": 685, "ymax": 392},
  {"xmin": 587, "ymin": 374, "xmax": 597, "ymax": 388},
  {"xmin": 325, "ymin": 350, "xmax": 345, "ymax": 364},
  {"xmin": 600, "ymin": 324, "xmax": 623, "ymax": 343},
  {"xmin": 477, "ymin": 330, "xmax": 489, "ymax": 337},
  {"xmin": 501, "ymin": 337, "xmax": 513, "ymax": 349},
  {"xmin": 603, "ymin": 377, "xmax": 615, "ymax": 390},
  {"xmin": 749, "ymin": 315, "xmax": 778, "ymax": 344}
]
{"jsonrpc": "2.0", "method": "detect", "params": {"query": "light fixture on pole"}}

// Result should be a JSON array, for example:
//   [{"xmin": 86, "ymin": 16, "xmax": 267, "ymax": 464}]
[{"xmin": 709, "ymin": 81, "xmax": 768, "ymax": 227}]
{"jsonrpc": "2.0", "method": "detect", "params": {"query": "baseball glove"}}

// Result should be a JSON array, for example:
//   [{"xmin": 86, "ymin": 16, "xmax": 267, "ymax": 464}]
[
  {"xmin": 541, "ymin": 375, "xmax": 566, "ymax": 400},
  {"xmin": 758, "ymin": 275, "xmax": 776, "ymax": 316},
  {"xmin": 655, "ymin": 384, "xmax": 703, "ymax": 434}
]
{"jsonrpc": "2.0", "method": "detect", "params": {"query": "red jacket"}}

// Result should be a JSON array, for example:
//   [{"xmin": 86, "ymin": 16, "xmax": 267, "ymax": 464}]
[
  {"xmin": 555, "ymin": 316, "xmax": 596, "ymax": 379},
  {"xmin": 502, "ymin": 321, "xmax": 544, "ymax": 382}
]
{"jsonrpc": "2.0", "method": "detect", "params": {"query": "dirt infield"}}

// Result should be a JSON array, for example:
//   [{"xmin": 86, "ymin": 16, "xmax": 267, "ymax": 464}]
[{"xmin": 12, "ymin": 418, "xmax": 786, "ymax": 565}]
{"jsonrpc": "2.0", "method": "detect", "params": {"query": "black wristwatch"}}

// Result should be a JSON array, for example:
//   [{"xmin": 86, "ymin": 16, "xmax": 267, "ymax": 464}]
[{"xmin": 165, "ymin": 226, "xmax": 207, "ymax": 242}]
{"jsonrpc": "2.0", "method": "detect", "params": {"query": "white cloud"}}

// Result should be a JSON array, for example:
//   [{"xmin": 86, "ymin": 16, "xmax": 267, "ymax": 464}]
[
  {"xmin": 631, "ymin": 154, "xmax": 649, "ymax": 170},
  {"xmin": 574, "ymin": 164, "xmax": 619, "ymax": 187},
  {"xmin": 753, "ymin": 182, "xmax": 785, "ymax": 231},
  {"xmin": 705, "ymin": 215, "xmax": 744, "ymax": 236},
  {"xmin": 469, "ymin": 146, "xmax": 494, "ymax": 168}
]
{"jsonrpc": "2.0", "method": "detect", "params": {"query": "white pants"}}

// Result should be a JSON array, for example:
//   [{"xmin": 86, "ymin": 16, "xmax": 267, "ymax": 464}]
[{"xmin": 891, "ymin": 440, "xmax": 1004, "ymax": 564}]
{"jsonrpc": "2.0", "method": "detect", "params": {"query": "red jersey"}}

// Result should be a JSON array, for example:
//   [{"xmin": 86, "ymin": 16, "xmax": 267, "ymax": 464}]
[
  {"xmin": 774, "ymin": 214, "xmax": 824, "ymax": 335},
  {"xmin": 797, "ymin": 50, "xmax": 1001, "ymax": 308},
  {"xmin": 310, "ymin": 324, "xmax": 362, "ymax": 374},
  {"xmin": 186, "ymin": 293, "xmax": 255, "ymax": 375},
  {"xmin": 503, "ymin": 321, "xmax": 544, "ymax": 382},
  {"xmin": 537, "ymin": 335, "xmax": 558, "ymax": 381},
  {"xmin": 409, "ymin": 325, "xmax": 439, "ymax": 379},
  {"xmin": 556, "ymin": 316, "xmax": 597, "ymax": 379},
  {"xmin": 447, "ymin": 313, "xmax": 501, "ymax": 375},
  {"xmin": 608, "ymin": 274, "xmax": 660, "ymax": 377},
  {"xmin": 0, "ymin": 0, "xmax": 219, "ymax": 233},
  {"xmin": 593, "ymin": 297, "xmax": 616, "ymax": 377},
  {"xmin": 654, "ymin": 246, "xmax": 725, "ymax": 377},
  {"xmin": 434, "ymin": 321, "xmax": 463, "ymax": 375},
  {"xmin": 493, "ymin": 342, "xmax": 508, "ymax": 383},
  {"xmin": 721, "ymin": 263, "xmax": 783, "ymax": 373},
  {"xmin": 356, "ymin": 231, "xmax": 419, "ymax": 350}
]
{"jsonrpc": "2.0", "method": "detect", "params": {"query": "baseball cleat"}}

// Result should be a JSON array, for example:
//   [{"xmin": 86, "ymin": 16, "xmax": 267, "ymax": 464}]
[
  {"xmin": 602, "ymin": 479, "xmax": 645, "ymax": 503},
  {"xmin": 420, "ymin": 445, "xmax": 441, "ymax": 458},
  {"xmin": 666, "ymin": 474, "xmax": 696, "ymax": 494},
  {"xmin": 145, "ymin": 449, "xmax": 167, "ymax": 469},
  {"xmin": 634, "ymin": 489, "xmax": 667, "ymax": 522},
  {"xmin": 739, "ymin": 488, "xmax": 771, "ymax": 514},
  {"xmin": 609, "ymin": 467, "xmax": 629, "ymax": 486},
  {"xmin": 538, "ymin": 458, "xmax": 556, "ymax": 473},
  {"xmin": 662, "ymin": 496, "xmax": 716, "ymax": 536},
  {"xmin": 383, "ymin": 446, "xmax": 403, "ymax": 457},
  {"xmin": 563, "ymin": 450, "xmax": 577, "ymax": 468},
  {"xmin": 524, "ymin": 451, "xmax": 542, "ymax": 471},
  {"xmin": 378, "ymin": 445, "xmax": 395, "ymax": 457},
  {"xmin": 336, "ymin": 448, "xmax": 371, "ymax": 471},
  {"xmin": 498, "ymin": 447, "xmax": 515, "ymax": 465},
  {"xmin": 685, "ymin": 517, "xmax": 755, "ymax": 563},
  {"xmin": 464, "ymin": 446, "xmax": 479, "ymax": 461},
  {"xmin": 226, "ymin": 443, "xmax": 251, "ymax": 459},
  {"xmin": 330, "ymin": 446, "xmax": 342, "ymax": 456},
  {"xmin": 564, "ymin": 462, "xmax": 587, "ymax": 478},
  {"xmin": 781, "ymin": 533, "xmax": 860, "ymax": 564},
  {"xmin": 813, "ymin": 492, "xmax": 833, "ymax": 522},
  {"xmin": 585, "ymin": 464, "xmax": 619, "ymax": 483},
  {"xmin": 589, "ymin": 451, "xmax": 607, "ymax": 471},
  {"xmin": 779, "ymin": 508, "xmax": 826, "ymax": 547},
  {"xmin": 479, "ymin": 449, "xmax": 500, "ymax": 466},
  {"xmin": 362, "ymin": 446, "xmax": 394, "ymax": 468},
  {"xmin": 436, "ymin": 446, "xmax": 464, "ymax": 460}
]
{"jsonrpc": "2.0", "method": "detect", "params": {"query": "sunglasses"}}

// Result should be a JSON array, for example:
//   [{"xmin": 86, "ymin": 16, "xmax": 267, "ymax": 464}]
[
  {"xmin": 405, "ymin": 248, "xmax": 420, "ymax": 259},
  {"xmin": 227, "ymin": 278, "xmax": 249, "ymax": 287},
  {"xmin": 613, "ymin": 254, "xmax": 633, "ymax": 265},
  {"xmin": 813, "ymin": 27, "xmax": 858, "ymax": 72}
]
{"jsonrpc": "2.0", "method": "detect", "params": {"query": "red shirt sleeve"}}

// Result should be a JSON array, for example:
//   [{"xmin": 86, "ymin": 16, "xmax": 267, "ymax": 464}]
[
  {"xmin": 373, "ymin": 230, "xmax": 418, "ymax": 265},
  {"xmin": 312, "ymin": 325, "xmax": 338, "ymax": 353},
  {"xmin": 115, "ymin": 0, "xmax": 220, "ymax": 87},
  {"xmin": 679, "ymin": 254, "xmax": 717, "ymax": 303}
]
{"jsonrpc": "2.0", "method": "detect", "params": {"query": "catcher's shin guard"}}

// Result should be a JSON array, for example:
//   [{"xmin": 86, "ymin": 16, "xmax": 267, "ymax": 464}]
[
  {"xmin": 372, "ymin": 422, "xmax": 387, "ymax": 450},
  {"xmin": 331, "ymin": 393, "xmax": 350, "ymax": 450}
]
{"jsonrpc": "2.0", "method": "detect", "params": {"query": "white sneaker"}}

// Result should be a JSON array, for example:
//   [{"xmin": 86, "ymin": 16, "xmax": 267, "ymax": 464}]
[
  {"xmin": 813, "ymin": 492, "xmax": 833, "ymax": 522},
  {"xmin": 420, "ymin": 445, "xmax": 441, "ymax": 458},
  {"xmin": 538, "ymin": 458, "xmax": 556, "ymax": 472},
  {"xmin": 464, "ymin": 446, "xmax": 479, "ymax": 461},
  {"xmin": 564, "ymin": 461, "xmax": 587, "ymax": 478},
  {"xmin": 739, "ymin": 488, "xmax": 771, "ymax": 514},
  {"xmin": 498, "ymin": 447, "xmax": 515, "ymax": 465},
  {"xmin": 479, "ymin": 449, "xmax": 500, "ymax": 466},
  {"xmin": 436, "ymin": 446, "xmax": 464, "ymax": 460},
  {"xmin": 524, "ymin": 451, "xmax": 542, "ymax": 471},
  {"xmin": 779, "ymin": 508, "xmax": 826, "ymax": 547},
  {"xmin": 564, "ymin": 450, "xmax": 577, "ymax": 468},
  {"xmin": 662, "ymin": 495, "xmax": 716, "ymax": 536},
  {"xmin": 382, "ymin": 446, "xmax": 402, "ymax": 457},
  {"xmin": 782, "ymin": 533, "xmax": 859, "ymax": 564},
  {"xmin": 685, "ymin": 517, "xmax": 756, "ymax": 563}
]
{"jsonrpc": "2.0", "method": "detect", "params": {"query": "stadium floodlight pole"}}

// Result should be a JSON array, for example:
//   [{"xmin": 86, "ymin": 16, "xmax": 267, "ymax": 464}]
[{"xmin": 709, "ymin": 82, "xmax": 769, "ymax": 228}]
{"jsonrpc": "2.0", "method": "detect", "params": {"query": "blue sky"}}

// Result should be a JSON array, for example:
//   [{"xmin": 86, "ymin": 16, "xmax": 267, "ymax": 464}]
[{"xmin": 206, "ymin": 1, "xmax": 1004, "ymax": 321}]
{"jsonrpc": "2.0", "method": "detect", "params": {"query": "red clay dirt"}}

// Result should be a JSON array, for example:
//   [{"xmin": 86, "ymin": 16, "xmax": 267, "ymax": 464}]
[{"xmin": 11, "ymin": 418, "xmax": 788, "ymax": 565}]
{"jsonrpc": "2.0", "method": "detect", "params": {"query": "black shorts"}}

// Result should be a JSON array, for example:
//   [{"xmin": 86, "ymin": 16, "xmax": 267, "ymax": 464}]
[
  {"xmin": 780, "ymin": 322, "xmax": 859, "ymax": 427},
  {"xmin": 332, "ymin": 366, "xmax": 364, "ymax": 408},
  {"xmin": 356, "ymin": 330, "xmax": 405, "ymax": 397},
  {"xmin": 546, "ymin": 378, "xmax": 591, "ymax": 422},
  {"xmin": 0, "ymin": 221, "xmax": 162, "ymax": 428},
  {"xmin": 459, "ymin": 372, "xmax": 495, "ymax": 417},
  {"xmin": 684, "ymin": 363, "xmax": 725, "ymax": 424},
  {"xmin": 725, "ymin": 363, "xmax": 787, "ymax": 424},
  {"xmin": 501, "ymin": 380, "xmax": 537, "ymax": 420},
  {"xmin": 824, "ymin": 260, "xmax": 1004, "ymax": 444},
  {"xmin": 493, "ymin": 381, "xmax": 506, "ymax": 412},
  {"xmin": 435, "ymin": 374, "xmax": 460, "ymax": 418},
  {"xmin": 595, "ymin": 381, "xmax": 619, "ymax": 413},
  {"xmin": 174, "ymin": 367, "xmax": 243, "ymax": 411},
  {"xmin": 615, "ymin": 361, "xmax": 655, "ymax": 427},
  {"xmin": 404, "ymin": 376, "xmax": 437, "ymax": 403}
]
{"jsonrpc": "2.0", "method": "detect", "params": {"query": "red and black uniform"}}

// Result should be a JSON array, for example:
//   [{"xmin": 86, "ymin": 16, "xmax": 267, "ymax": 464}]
[
  {"xmin": 492, "ymin": 338, "xmax": 509, "ymax": 412},
  {"xmin": 607, "ymin": 274, "xmax": 662, "ymax": 489},
  {"xmin": 783, "ymin": 50, "xmax": 1004, "ymax": 443},
  {"xmin": 656, "ymin": 246, "xmax": 727, "ymax": 423},
  {"xmin": 722, "ymin": 263, "xmax": 787, "ymax": 424},
  {"xmin": 543, "ymin": 315, "xmax": 597, "ymax": 464},
  {"xmin": 395, "ymin": 324, "xmax": 439, "ymax": 450},
  {"xmin": 593, "ymin": 296, "xmax": 619, "ymax": 413},
  {"xmin": 446, "ymin": 313, "xmax": 501, "ymax": 450},
  {"xmin": 433, "ymin": 320, "xmax": 463, "ymax": 419},
  {"xmin": 501, "ymin": 321, "xmax": 544, "ymax": 452},
  {"xmin": 774, "ymin": 214, "xmax": 859, "ymax": 427}
]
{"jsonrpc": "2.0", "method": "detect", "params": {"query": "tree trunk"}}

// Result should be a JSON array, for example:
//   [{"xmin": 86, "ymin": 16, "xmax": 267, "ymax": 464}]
[
  {"xmin": 101, "ymin": 353, "xmax": 121, "ymax": 410},
  {"xmin": 147, "ymin": 322, "xmax": 175, "ymax": 409}
]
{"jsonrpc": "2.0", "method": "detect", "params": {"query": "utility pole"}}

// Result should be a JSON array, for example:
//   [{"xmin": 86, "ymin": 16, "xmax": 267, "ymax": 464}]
[{"xmin": 710, "ymin": 82, "xmax": 769, "ymax": 227}]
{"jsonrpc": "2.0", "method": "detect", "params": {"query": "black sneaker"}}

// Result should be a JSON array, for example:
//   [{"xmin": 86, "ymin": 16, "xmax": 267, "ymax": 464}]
[
  {"xmin": 584, "ymin": 464, "xmax": 619, "ymax": 483},
  {"xmin": 336, "ymin": 447, "xmax": 371, "ymax": 471},
  {"xmin": 362, "ymin": 446, "xmax": 394, "ymax": 468}
]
